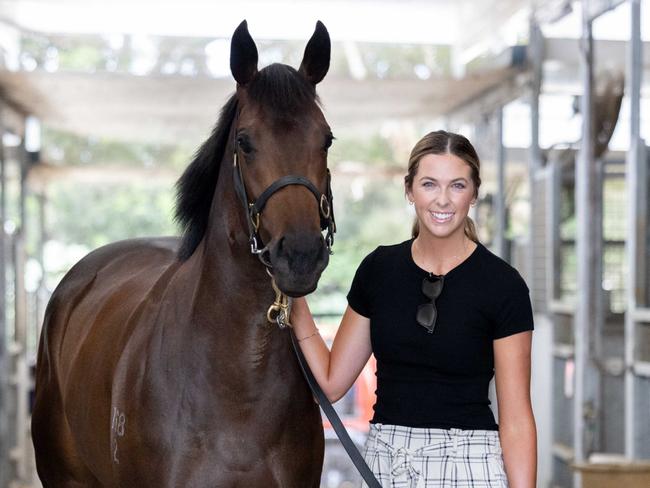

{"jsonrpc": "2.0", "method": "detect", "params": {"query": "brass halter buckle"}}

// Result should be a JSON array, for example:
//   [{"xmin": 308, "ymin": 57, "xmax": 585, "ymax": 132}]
[
  {"xmin": 319, "ymin": 194, "xmax": 330, "ymax": 219},
  {"xmin": 249, "ymin": 203, "xmax": 260, "ymax": 231},
  {"xmin": 266, "ymin": 269, "xmax": 292, "ymax": 328}
]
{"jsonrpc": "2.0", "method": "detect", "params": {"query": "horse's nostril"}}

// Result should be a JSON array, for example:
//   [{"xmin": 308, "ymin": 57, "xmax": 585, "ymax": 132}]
[{"xmin": 277, "ymin": 236, "xmax": 285, "ymax": 253}]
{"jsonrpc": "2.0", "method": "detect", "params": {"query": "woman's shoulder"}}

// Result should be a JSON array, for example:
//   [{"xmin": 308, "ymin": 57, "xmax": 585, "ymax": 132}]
[
  {"xmin": 356, "ymin": 238, "xmax": 411, "ymax": 273},
  {"xmin": 377, "ymin": 238, "xmax": 411, "ymax": 255},
  {"xmin": 474, "ymin": 243, "xmax": 529, "ymax": 291},
  {"xmin": 369, "ymin": 238, "xmax": 411, "ymax": 263}
]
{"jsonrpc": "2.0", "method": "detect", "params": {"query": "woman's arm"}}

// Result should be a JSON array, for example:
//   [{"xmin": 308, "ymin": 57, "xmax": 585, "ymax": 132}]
[
  {"xmin": 494, "ymin": 330, "xmax": 537, "ymax": 488},
  {"xmin": 290, "ymin": 297, "xmax": 372, "ymax": 402}
]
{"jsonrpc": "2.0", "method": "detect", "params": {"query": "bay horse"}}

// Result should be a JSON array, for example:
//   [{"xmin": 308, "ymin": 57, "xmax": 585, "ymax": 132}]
[{"xmin": 32, "ymin": 20, "xmax": 334, "ymax": 487}]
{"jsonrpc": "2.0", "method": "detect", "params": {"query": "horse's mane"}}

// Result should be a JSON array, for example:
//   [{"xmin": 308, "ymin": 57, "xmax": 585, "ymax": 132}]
[{"xmin": 174, "ymin": 63, "xmax": 319, "ymax": 260}]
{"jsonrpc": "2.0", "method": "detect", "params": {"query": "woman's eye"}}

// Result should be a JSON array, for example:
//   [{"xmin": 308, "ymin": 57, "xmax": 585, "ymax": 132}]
[{"xmin": 453, "ymin": 183, "xmax": 466, "ymax": 189}]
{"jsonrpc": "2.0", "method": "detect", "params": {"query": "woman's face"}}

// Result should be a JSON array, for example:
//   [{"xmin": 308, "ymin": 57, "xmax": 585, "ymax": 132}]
[{"xmin": 406, "ymin": 152, "xmax": 476, "ymax": 241}]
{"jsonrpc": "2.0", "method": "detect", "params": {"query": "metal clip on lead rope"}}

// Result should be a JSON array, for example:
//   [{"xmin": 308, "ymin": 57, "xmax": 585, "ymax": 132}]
[{"xmin": 266, "ymin": 269, "xmax": 292, "ymax": 328}]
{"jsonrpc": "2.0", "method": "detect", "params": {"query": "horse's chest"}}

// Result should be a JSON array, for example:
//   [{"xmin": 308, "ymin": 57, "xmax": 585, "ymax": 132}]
[
  {"xmin": 113, "ymin": 407, "xmax": 322, "ymax": 487},
  {"xmin": 108, "ymin": 327, "xmax": 322, "ymax": 485}
]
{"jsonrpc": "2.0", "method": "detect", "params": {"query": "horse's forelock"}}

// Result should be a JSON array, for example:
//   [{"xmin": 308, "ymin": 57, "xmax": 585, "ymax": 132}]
[{"xmin": 247, "ymin": 64, "xmax": 320, "ymax": 118}]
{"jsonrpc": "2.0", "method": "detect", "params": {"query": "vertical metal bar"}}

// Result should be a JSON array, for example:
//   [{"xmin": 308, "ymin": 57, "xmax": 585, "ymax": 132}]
[
  {"xmin": 547, "ymin": 160, "xmax": 562, "ymax": 303},
  {"xmin": 495, "ymin": 107, "xmax": 506, "ymax": 259},
  {"xmin": 0, "ymin": 103, "xmax": 8, "ymax": 488},
  {"xmin": 528, "ymin": 17, "xmax": 544, "ymax": 287},
  {"xmin": 624, "ymin": 0, "xmax": 642, "ymax": 460},
  {"xmin": 11, "ymin": 139, "xmax": 29, "ymax": 482},
  {"xmin": 574, "ymin": 2, "xmax": 603, "ymax": 485},
  {"xmin": 35, "ymin": 192, "xmax": 47, "ymax": 351}
]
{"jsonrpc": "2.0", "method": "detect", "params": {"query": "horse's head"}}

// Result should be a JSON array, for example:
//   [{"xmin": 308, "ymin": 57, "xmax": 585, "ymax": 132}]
[{"xmin": 229, "ymin": 20, "xmax": 334, "ymax": 297}]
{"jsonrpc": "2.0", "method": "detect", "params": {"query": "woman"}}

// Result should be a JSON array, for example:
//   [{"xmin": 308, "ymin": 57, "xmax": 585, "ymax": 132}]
[{"xmin": 291, "ymin": 130, "xmax": 537, "ymax": 487}]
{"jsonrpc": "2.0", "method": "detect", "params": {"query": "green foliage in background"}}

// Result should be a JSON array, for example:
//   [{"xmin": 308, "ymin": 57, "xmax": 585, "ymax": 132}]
[
  {"xmin": 42, "ymin": 128, "xmax": 192, "ymax": 170},
  {"xmin": 308, "ymin": 176, "xmax": 412, "ymax": 314},
  {"xmin": 47, "ymin": 181, "xmax": 177, "ymax": 249},
  {"xmin": 329, "ymin": 134, "xmax": 397, "ymax": 168}
]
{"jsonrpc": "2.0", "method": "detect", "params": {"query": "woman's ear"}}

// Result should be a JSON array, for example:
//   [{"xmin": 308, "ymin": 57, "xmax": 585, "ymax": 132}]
[{"xmin": 405, "ymin": 186, "xmax": 414, "ymax": 205}]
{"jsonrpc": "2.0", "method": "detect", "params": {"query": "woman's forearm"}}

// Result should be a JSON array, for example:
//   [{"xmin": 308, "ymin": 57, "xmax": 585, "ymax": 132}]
[
  {"xmin": 500, "ymin": 416, "xmax": 537, "ymax": 488},
  {"xmin": 291, "ymin": 297, "xmax": 338, "ymax": 401},
  {"xmin": 291, "ymin": 297, "xmax": 373, "ymax": 402}
]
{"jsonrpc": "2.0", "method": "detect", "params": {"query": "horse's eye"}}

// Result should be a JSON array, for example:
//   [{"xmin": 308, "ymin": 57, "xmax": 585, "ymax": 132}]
[
  {"xmin": 323, "ymin": 134, "xmax": 334, "ymax": 151},
  {"xmin": 237, "ymin": 135, "xmax": 254, "ymax": 154}
]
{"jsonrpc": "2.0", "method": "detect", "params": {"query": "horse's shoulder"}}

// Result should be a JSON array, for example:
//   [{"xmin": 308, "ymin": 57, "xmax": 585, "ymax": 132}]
[
  {"xmin": 77, "ymin": 237, "xmax": 179, "ymax": 267},
  {"xmin": 50, "ymin": 237, "xmax": 180, "ymax": 298},
  {"xmin": 93, "ymin": 236, "xmax": 180, "ymax": 258}
]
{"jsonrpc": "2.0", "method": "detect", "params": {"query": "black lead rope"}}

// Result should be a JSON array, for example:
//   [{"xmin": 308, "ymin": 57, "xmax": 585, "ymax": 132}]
[{"xmin": 289, "ymin": 330, "xmax": 383, "ymax": 488}]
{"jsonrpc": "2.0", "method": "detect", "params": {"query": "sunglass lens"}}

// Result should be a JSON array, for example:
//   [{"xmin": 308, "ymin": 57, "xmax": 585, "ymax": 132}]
[
  {"xmin": 422, "ymin": 277, "xmax": 443, "ymax": 298},
  {"xmin": 416, "ymin": 303, "xmax": 437, "ymax": 333}
]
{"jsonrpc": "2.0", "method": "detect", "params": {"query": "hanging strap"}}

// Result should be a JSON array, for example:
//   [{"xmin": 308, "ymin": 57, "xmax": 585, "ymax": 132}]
[{"xmin": 289, "ymin": 330, "xmax": 383, "ymax": 488}]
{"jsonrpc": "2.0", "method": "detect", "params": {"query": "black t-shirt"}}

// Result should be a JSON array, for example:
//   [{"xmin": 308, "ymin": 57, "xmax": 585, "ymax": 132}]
[{"xmin": 346, "ymin": 238, "xmax": 534, "ymax": 431}]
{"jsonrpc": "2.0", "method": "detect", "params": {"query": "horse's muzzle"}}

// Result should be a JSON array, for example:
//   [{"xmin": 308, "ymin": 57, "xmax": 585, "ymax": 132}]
[{"xmin": 268, "ymin": 231, "xmax": 329, "ymax": 297}]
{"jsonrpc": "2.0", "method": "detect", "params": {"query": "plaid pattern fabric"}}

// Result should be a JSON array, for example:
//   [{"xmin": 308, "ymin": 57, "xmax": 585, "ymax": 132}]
[{"xmin": 361, "ymin": 423, "xmax": 508, "ymax": 488}]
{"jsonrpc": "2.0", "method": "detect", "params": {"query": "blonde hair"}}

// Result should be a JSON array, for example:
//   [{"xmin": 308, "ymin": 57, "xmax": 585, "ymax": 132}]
[{"xmin": 404, "ymin": 130, "xmax": 481, "ymax": 242}]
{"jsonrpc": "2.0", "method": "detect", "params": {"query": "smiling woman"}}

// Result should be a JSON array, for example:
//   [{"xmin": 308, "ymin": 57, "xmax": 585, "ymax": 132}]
[
  {"xmin": 291, "ymin": 130, "xmax": 537, "ymax": 488},
  {"xmin": 404, "ymin": 131, "xmax": 481, "ymax": 246}
]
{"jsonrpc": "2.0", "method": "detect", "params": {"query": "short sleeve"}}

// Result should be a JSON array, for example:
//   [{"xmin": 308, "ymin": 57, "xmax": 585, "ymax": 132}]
[
  {"xmin": 346, "ymin": 249, "xmax": 377, "ymax": 318},
  {"xmin": 492, "ymin": 271, "xmax": 534, "ymax": 339}
]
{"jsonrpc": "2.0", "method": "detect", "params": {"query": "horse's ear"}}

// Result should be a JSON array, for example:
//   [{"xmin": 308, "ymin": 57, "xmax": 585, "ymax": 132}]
[
  {"xmin": 299, "ymin": 20, "xmax": 330, "ymax": 85},
  {"xmin": 230, "ymin": 20, "xmax": 258, "ymax": 86}
]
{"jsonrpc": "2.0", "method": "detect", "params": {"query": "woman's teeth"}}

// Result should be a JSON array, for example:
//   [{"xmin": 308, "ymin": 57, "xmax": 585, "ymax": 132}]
[{"xmin": 431, "ymin": 211, "xmax": 454, "ymax": 223}]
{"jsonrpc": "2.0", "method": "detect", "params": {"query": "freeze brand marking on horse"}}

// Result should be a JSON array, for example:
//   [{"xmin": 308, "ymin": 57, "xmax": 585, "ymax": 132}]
[{"xmin": 111, "ymin": 407, "xmax": 126, "ymax": 464}]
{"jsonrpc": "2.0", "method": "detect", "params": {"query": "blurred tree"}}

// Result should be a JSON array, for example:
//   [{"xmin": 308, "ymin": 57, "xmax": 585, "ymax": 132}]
[{"xmin": 47, "ymin": 181, "xmax": 176, "ymax": 250}]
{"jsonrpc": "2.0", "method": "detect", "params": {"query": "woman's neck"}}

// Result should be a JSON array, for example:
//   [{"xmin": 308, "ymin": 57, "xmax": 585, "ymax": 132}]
[{"xmin": 412, "ymin": 232, "xmax": 477, "ymax": 276}]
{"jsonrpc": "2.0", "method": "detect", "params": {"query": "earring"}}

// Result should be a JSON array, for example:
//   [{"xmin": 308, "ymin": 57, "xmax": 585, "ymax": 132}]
[{"xmin": 409, "ymin": 201, "xmax": 414, "ymax": 205}]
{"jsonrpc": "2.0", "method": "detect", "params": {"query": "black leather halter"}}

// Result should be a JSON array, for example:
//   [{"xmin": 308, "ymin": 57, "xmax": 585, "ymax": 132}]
[{"xmin": 231, "ymin": 133, "xmax": 336, "ymax": 267}]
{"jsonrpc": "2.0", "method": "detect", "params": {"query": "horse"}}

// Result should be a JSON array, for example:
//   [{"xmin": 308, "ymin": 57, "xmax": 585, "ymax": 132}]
[{"xmin": 32, "ymin": 20, "xmax": 335, "ymax": 487}]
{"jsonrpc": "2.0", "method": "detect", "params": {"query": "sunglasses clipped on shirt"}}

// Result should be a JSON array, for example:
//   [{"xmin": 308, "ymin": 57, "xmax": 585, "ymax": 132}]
[{"xmin": 416, "ymin": 274, "xmax": 444, "ymax": 333}]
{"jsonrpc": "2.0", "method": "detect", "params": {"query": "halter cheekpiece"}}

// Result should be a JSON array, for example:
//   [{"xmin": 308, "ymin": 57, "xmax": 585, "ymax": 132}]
[{"xmin": 231, "ymin": 116, "xmax": 337, "ymax": 328}]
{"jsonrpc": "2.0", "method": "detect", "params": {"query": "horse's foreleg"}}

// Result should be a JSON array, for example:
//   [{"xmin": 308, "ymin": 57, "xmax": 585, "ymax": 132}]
[
  {"xmin": 32, "ymin": 328, "xmax": 103, "ymax": 487},
  {"xmin": 32, "ymin": 389, "xmax": 104, "ymax": 487}
]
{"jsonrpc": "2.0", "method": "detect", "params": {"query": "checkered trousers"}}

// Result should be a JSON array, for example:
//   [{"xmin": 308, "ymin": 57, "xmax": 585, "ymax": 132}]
[{"xmin": 361, "ymin": 423, "xmax": 508, "ymax": 488}]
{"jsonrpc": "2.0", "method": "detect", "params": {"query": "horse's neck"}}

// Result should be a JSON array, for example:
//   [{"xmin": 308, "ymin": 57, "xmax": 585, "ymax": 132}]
[
  {"xmin": 196, "ymin": 147, "xmax": 274, "ymax": 305},
  {"xmin": 170, "ymin": 150, "xmax": 282, "ymax": 372}
]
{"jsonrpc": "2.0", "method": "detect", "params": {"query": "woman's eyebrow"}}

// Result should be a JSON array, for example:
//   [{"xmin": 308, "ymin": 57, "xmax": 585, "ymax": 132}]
[{"xmin": 418, "ymin": 176, "xmax": 469, "ymax": 182}]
